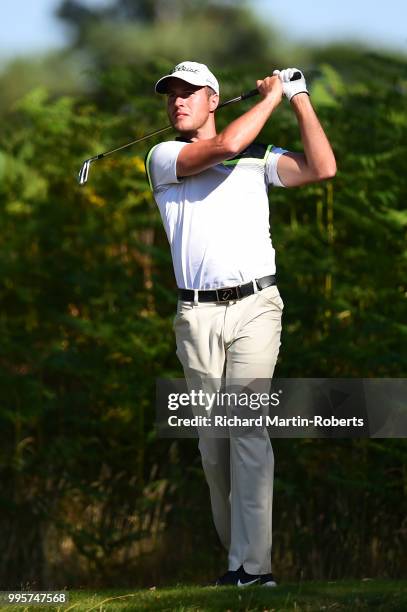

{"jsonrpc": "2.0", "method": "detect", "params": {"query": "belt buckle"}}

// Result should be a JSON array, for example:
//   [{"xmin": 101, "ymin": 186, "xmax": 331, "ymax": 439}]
[{"xmin": 216, "ymin": 285, "xmax": 240, "ymax": 302}]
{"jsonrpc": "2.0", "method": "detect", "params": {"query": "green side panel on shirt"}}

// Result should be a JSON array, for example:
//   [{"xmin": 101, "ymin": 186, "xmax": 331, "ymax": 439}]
[
  {"xmin": 144, "ymin": 144, "xmax": 159, "ymax": 191},
  {"xmin": 222, "ymin": 158, "xmax": 246, "ymax": 166},
  {"xmin": 221, "ymin": 143, "xmax": 274, "ymax": 166},
  {"xmin": 264, "ymin": 144, "xmax": 273, "ymax": 163}
]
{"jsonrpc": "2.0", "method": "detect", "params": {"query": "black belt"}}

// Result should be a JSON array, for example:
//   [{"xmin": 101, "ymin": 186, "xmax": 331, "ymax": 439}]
[{"xmin": 178, "ymin": 274, "xmax": 276, "ymax": 303}]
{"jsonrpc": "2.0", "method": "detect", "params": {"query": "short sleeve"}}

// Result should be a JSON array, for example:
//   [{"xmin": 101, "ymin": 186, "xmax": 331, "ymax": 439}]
[
  {"xmin": 145, "ymin": 141, "xmax": 188, "ymax": 190},
  {"xmin": 265, "ymin": 145, "xmax": 289, "ymax": 188}
]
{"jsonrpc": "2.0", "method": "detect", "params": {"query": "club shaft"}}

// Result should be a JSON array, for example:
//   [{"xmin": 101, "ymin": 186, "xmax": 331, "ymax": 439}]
[
  {"xmin": 217, "ymin": 88, "xmax": 259, "ymax": 109},
  {"xmin": 93, "ymin": 124, "xmax": 173, "ymax": 161}
]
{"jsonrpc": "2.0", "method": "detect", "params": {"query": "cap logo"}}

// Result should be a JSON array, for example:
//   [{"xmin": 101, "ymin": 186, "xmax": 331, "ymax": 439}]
[{"xmin": 172, "ymin": 64, "xmax": 200, "ymax": 74}]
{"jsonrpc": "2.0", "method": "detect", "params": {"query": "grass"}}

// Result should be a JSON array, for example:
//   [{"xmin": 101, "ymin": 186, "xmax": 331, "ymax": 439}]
[{"xmin": 3, "ymin": 580, "xmax": 406, "ymax": 612}]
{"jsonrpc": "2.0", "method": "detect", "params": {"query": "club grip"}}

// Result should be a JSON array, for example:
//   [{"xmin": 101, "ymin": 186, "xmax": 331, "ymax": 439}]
[
  {"xmin": 240, "ymin": 71, "xmax": 302, "ymax": 102},
  {"xmin": 240, "ymin": 88, "xmax": 260, "ymax": 101}
]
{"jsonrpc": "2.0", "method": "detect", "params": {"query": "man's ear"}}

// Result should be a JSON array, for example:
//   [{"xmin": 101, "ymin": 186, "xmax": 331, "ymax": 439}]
[{"xmin": 209, "ymin": 94, "xmax": 219, "ymax": 113}]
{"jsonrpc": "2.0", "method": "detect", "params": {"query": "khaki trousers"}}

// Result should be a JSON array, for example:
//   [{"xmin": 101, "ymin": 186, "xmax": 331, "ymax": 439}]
[{"xmin": 173, "ymin": 284, "xmax": 284, "ymax": 574}]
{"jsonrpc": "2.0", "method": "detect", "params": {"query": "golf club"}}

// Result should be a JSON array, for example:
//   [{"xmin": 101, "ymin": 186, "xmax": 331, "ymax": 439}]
[{"xmin": 78, "ymin": 71, "xmax": 301, "ymax": 185}]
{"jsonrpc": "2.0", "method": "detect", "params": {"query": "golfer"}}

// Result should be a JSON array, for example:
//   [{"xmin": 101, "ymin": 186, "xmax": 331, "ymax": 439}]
[{"xmin": 145, "ymin": 61, "xmax": 336, "ymax": 586}]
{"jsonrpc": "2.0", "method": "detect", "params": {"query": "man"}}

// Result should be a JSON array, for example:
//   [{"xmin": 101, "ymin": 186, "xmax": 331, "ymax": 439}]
[{"xmin": 145, "ymin": 61, "xmax": 336, "ymax": 586}]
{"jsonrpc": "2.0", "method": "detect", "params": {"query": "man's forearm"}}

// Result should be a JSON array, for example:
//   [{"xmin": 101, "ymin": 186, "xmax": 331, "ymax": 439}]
[
  {"xmin": 216, "ymin": 95, "xmax": 280, "ymax": 156},
  {"xmin": 291, "ymin": 94, "xmax": 337, "ymax": 178},
  {"xmin": 176, "ymin": 97, "xmax": 279, "ymax": 177}
]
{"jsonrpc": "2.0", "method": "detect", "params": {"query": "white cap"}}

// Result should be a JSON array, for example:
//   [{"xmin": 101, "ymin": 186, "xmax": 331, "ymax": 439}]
[{"xmin": 155, "ymin": 61, "xmax": 219, "ymax": 95}]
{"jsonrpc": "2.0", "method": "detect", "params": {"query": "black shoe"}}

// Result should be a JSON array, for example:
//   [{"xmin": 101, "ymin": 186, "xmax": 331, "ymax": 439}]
[
  {"xmin": 237, "ymin": 567, "xmax": 277, "ymax": 588},
  {"xmin": 214, "ymin": 565, "xmax": 243, "ymax": 586}
]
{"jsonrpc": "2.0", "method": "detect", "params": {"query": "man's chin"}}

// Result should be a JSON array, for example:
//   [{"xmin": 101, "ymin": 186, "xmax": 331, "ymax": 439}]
[
  {"xmin": 174, "ymin": 120, "xmax": 193, "ymax": 132},
  {"xmin": 176, "ymin": 127, "xmax": 196, "ymax": 139}
]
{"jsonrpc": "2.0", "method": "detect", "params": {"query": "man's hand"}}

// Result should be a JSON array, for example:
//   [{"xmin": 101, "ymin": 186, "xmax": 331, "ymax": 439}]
[
  {"xmin": 273, "ymin": 68, "xmax": 309, "ymax": 101},
  {"xmin": 256, "ymin": 75, "xmax": 283, "ymax": 106}
]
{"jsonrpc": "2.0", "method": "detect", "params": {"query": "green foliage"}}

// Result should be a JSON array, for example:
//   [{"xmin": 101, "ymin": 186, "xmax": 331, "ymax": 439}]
[
  {"xmin": 0, "ymin": 86, "xmax": 178, "ymax": 587},
  {"xmin": 0, "ymin": 51, "xmax": 90, "ymax": 115},
  {"xmin": 260, "ymin": 58, "xmax": 407, "ymax": 377}
]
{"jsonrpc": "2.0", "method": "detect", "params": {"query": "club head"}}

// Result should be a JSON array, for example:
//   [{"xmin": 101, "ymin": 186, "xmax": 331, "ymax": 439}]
[{"xmin": 78, "ymin": 159, "xmax": 92, "ymax": 185}]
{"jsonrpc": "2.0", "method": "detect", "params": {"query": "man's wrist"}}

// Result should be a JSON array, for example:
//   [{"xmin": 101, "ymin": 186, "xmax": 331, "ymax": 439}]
[
  {"xmin": 290, "ymin": 92, "xmax": 311, "ymax": 107},
  {"xmin": 259, "ymin": 93, "xmax": 281, "ymax": 112}
]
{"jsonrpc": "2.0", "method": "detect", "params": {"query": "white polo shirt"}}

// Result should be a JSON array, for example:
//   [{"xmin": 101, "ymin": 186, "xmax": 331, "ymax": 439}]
[{"xmin": 145, "ymin": 140, "xmax": 288, "ymax": 290}]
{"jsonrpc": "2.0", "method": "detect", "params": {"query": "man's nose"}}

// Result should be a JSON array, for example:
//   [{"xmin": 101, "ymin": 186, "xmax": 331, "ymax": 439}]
[{"xmin": 173, "ymin": 95, "xmax": 185, "ymax": 107}]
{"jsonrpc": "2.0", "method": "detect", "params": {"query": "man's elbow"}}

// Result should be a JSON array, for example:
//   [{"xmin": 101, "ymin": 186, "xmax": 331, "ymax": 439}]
[
  {"xmin": 216, "ymin": 134, "xmax": 241, "ymax": 159},
  {"xmin": 316, "ymin": 161, "xmax": 337, "ymax": 181}
]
